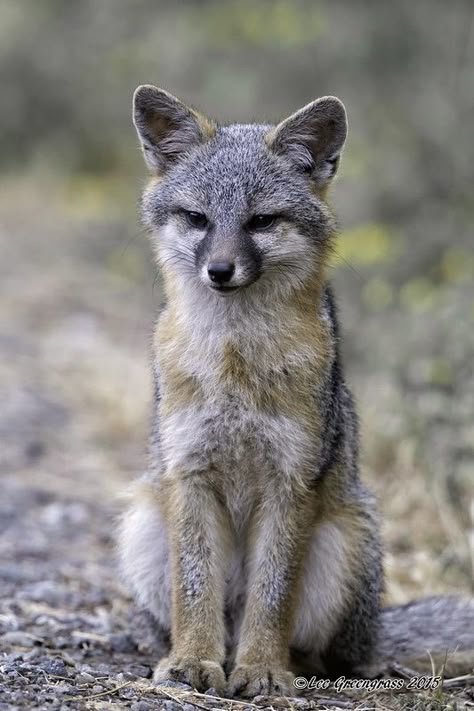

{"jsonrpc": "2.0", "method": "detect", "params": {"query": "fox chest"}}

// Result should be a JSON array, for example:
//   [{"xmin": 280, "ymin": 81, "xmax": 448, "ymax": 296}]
[
  {"xmin": 160, "ymin": 354, "xmax": 317, "ymax": 506},
  {"xmin": 159, "ymin": 393, "xmax": 314, "ymax": 527},
  {"xmin": 157, "ymin": 333, "xmax": 322, "ymax": 507}
]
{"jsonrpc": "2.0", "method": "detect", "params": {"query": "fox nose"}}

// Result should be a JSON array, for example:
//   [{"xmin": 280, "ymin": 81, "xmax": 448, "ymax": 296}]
[{"xmin": 207, "ymin": 260, "xmax": 235, "ymax": 284}]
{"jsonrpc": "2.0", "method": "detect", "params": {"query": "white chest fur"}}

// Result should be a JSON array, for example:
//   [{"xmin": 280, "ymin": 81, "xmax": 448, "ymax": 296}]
[{"xmin": 156, "ymin": 286, "xmax": 324, "ymax": 525}]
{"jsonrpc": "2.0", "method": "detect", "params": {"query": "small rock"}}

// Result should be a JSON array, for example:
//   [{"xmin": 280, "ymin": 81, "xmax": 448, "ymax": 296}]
[
  {"xmin": 76, "ymin": 671, "xmax": 95, "ymax": 684},
  {"xmin": 161, "ymin": 702, "xmax": 181, "ymax": 711},
  {"xmin": 118, "ymin": 686, "xmax": 138, "ymax": 701},
  {"xmin": 131, "ymin": 702, "xmax": 152, "ymax": 711},
  {"xmin": 109, "ymin": 632, "xmax": 136, "ymax": 653},
  {"xmin": 92, "ymin": 684, "xmax": 104, "ymax": 693},
  {"xmin": 204, "ymin": 687, "xmax": 219, "ymax": 696},
  {"xmin": 127, "ymin": 664, "xmax": 152, "ymax": 678},
  {"xmin": 53, "ymin": 683, "xmax": 74, "ymax": 695},
  {"xmin": 119, "ymin": 687, "xmax": 136, "ymax": 699},
  {"xmin": 116, "ymin": 669, "xmax": 144, "ymax": 682},
  {"xmin": 155, "ymin": 679, "xmax": 192, "ymax": 690},
  {"xmin": 37, "ymin": 657, "xmax": 67, "ymax": 676}
]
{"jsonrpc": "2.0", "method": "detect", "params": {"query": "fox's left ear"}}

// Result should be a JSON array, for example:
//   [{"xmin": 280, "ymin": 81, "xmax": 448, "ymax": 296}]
[
  {"xmin": 268, "ymin": 97, "xmax": 347, "ymax": 186},
  {"xmin": 133, "ymin": 85, "xmax": 216, "ymax": 173}
]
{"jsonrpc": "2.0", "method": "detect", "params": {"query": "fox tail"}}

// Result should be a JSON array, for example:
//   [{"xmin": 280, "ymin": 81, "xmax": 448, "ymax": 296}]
[{"xmin": 378, "ymin": 596, "xmax": 474, "ymax": 676}]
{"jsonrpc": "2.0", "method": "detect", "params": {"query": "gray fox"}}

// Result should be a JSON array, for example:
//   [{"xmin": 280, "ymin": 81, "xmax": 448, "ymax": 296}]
[{"xmin": 119, "ymin": 86, "xmax": 474, "ymax": 698}]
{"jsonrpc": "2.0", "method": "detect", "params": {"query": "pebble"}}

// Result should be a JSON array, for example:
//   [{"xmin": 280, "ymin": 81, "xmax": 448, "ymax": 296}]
[
  {"xmin": 118, "ymin": 687, "xmax": 136, "ymax": 699},
  {"xmin": 75, "ymin": 671, "xmax": 96, "ymax": 684},
  {"xmin": 119, "ymin": 670, "xmax": 136, "ymax": 681},
  {"xmin": 127, "ymin": 664, "xmax": 152, "ymax": 678},
  {"xmin": 161, "ymin": 703, "xmax": 182, "ymax": 711},
  {"xmin": 37, "ymin": 657, "xmax": 68, "ymax": 676},
  {"xmin": 156, "ymin": 679, "xmax": 192, "ymax": 690},
  {"xmin": 52, "ymin": 683, "xmax": 74, "ymax": 695},
  {"xmin": 131, "ymin": 702, "xmax": 152, "ymax": 711},
  {"xmin": 109, "ymin": 632, "xmax": 136, "ymax": 653}
]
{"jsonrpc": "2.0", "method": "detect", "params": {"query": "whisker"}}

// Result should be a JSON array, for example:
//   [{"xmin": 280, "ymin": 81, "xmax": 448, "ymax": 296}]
[
  {"xmin": 326, "ymin": 244, "xmax": 364, "ymax": 283},
  {"xmin": 118, "ymin": 225, "xmax": 150, "ymax": 259}
]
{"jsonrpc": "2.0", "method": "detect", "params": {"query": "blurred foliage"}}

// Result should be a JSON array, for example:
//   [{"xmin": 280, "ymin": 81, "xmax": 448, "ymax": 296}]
[
  {"xmin": 336, "ymin": 223, "xmax": 397, "ymax": 266},
  {"xmin": 0, "ymin": 0, "xmax": 472, "ymax": 303},
  {"xmin": 184, "ymin": 1, "xmax": 327, "ymax": 50}
]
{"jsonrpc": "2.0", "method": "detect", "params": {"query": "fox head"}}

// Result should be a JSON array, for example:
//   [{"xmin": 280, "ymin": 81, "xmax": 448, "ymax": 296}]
[{"xmin": 133, "ymin": 86, "xmax": 347, "ymax": 301}]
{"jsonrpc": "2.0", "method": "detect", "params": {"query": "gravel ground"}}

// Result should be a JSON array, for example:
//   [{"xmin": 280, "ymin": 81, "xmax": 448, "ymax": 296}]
[{"xmin": 1, "ymin": 475, "xmax": 472, "ymax": 710}]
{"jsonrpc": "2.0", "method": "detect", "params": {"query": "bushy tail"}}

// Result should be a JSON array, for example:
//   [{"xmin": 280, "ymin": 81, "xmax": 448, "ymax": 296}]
[{"xmin": 379, "ymin": 596, "xmax": 474, "ymax": 676}]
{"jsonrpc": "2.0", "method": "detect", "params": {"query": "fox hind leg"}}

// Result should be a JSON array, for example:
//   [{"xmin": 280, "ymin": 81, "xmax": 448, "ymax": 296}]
[
  {"xmin": 118, "ymin": 482, "xmax": 171, "ymax": 635},
  {"xmin": 291, "ymin": 498, "xmax": 382, "ymax": 678}
]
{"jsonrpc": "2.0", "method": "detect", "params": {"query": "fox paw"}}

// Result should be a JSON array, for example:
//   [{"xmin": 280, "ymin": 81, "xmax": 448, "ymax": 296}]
[
  {"xmin": 153, "ymin": 655, "xmax": 226, "ymax": 694},
  {"xmin": 228, "ymin": 664, "xmax": 294, "ymax": 698}
]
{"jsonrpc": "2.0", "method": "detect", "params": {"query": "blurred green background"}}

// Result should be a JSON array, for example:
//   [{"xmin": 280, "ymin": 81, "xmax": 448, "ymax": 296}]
[{"xmin": 0, "ymin": 0, "xmax": 473, "ymax": 601}]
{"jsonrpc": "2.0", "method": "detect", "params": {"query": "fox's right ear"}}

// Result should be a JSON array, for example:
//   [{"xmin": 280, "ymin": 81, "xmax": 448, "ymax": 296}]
[{"xmin": 133, "ymin": 85, "xmax": 216, "ymax": 173}]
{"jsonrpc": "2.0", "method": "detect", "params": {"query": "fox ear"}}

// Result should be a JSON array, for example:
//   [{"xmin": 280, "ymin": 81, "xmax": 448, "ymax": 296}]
[
  {"xmin": 133, "ymin": 85, "xmax": 216, "ymax": 172},
  {"xmin": 268, "ymin": 97, "xmax": 347, "ymax": 186}
]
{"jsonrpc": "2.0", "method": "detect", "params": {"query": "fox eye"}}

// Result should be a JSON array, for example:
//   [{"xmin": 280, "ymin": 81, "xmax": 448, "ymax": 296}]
[
  {"xmin": 247, "ymin": 214, "xmax": 277, "ymax": 231},
  {"xmin": 182, "ymin": 210, "xmax": 208, "ymax": 229}
]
